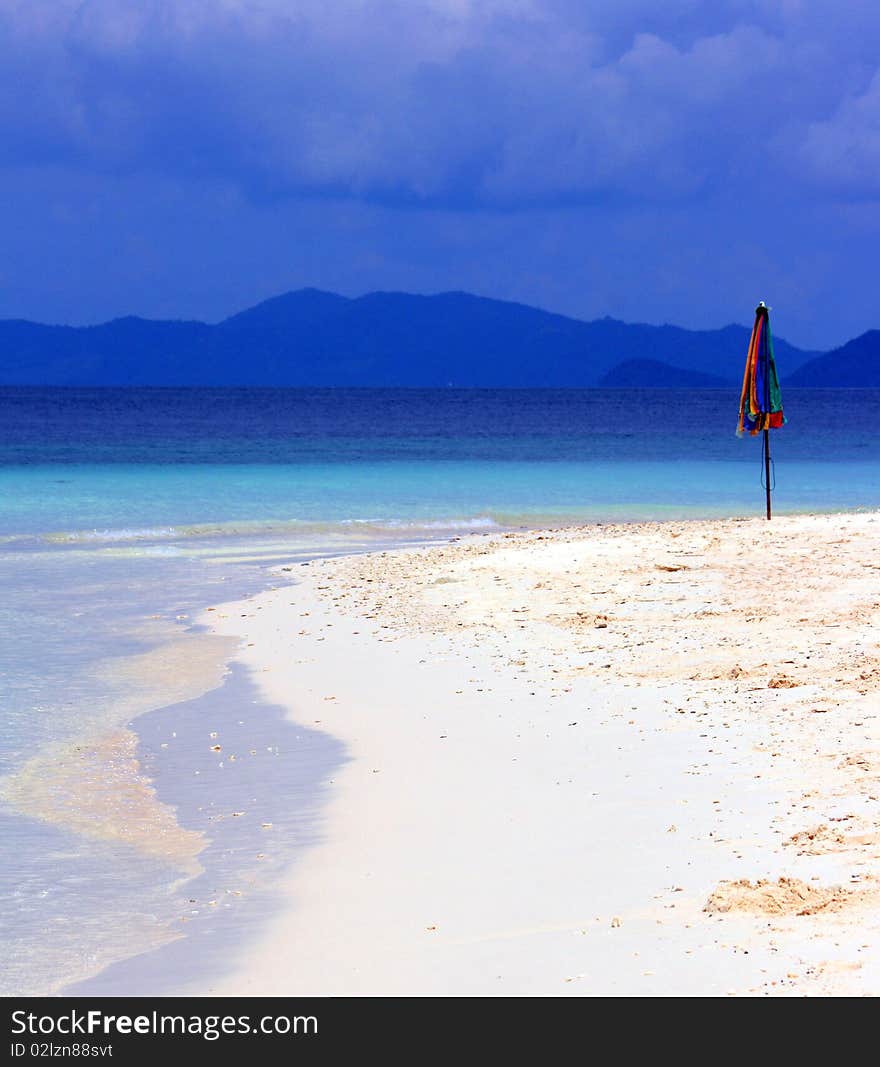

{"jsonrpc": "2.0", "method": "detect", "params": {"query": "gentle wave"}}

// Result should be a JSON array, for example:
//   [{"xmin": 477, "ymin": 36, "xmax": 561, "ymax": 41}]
[
  {"xmin": 46, "ymin": 526, "xmax": 182, "ymax": 543},
  {"xmin": 37, "ymin": 514, "xmax": 510, "ymax": 546},
  {"xmin": 340, "ymin": 516, "xmax": 501, "ymax": 531},
  {"xmin": 14, "ymin": 504, "xmax": 752, "ymax": 552}
]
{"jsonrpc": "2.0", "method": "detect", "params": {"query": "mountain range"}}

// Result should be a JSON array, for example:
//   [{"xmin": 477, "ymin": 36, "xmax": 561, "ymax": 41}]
[{"xmin": 0, "ymin": 288, "xmax": 876, "ymax": 387}]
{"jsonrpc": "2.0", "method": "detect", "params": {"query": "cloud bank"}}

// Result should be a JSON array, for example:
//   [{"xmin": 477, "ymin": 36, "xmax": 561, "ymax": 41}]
[{"xmin": 3, "ymin": 1, "xmax": 880, "ymax": 208}]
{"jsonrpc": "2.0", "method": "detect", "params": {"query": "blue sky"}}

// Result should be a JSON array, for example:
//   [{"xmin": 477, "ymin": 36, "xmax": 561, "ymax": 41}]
[{"xmin": 2, "ymin": 1, "xmax": 879, "ymax": 348}]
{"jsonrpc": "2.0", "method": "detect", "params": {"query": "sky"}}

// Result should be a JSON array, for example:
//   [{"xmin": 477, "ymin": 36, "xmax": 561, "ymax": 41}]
[{"xmin": 2, "ymin": 1, "xmax": 880, "ymax": 349}]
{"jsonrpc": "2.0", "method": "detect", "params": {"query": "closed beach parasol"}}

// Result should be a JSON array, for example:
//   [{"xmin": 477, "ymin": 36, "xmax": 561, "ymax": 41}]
[{"xmin": 738, "ymin": 301, "xmax": 785, "ymax": 519}]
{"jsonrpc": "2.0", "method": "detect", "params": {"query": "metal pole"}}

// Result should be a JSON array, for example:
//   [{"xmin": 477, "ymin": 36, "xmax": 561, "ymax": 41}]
[{"xmin": 764, "ymin": 427, "xmax": 772, "ymax": 520}]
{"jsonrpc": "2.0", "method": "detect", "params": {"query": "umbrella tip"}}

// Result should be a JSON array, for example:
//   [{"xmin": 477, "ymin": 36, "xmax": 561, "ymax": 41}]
[{"xmin": 755, "ymin": 300, "xmax": 770, "ymax": 315}]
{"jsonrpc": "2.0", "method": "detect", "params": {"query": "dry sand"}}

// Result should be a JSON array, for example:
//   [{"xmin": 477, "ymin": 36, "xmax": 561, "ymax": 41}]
[{"xmin": 203, "ymin": 512, "xmax": 880, "ymax": 996}]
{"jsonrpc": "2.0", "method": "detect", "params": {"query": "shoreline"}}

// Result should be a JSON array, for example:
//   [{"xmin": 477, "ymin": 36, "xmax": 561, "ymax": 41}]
[
  {"xmin": 200, "ymin": 511, "xmax": 880, "ymax": 996},
  {"xmin": 63, "ymin": 663, "xmax": 344, "ymax": 997},
  {"xmin": 1, "ymin": 533, "xmax": 347, "ymax": 997}
]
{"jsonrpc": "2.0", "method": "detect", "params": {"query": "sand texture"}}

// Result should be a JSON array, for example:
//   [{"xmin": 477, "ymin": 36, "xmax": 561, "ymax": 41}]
[{"xmin": 204, "ymin": 512, "xmax": 880, "ymax": 996}]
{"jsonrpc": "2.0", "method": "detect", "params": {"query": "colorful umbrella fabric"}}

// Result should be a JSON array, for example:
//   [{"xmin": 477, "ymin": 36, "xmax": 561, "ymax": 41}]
[{"xmin": 737, "ymin": 301, "xmax": 785, "ymax": 436}]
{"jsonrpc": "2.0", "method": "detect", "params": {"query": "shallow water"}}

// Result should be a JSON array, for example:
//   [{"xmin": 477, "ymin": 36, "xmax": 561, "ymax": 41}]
[{"xmin": 0, "ymin": 530, "xmax": 390, "ymax": 994}]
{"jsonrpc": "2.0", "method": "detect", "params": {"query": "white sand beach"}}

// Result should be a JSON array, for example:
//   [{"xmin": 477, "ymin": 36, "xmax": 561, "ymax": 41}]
[{"xmin": 203, "ymin": 512, "xmax": 880, "ymax": 996}]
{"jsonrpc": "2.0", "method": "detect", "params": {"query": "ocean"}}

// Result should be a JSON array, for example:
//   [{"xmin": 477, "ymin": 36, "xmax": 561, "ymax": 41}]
[{"xmin": 1, "ymin": 386, "xmax": 878, "ymax": 994}]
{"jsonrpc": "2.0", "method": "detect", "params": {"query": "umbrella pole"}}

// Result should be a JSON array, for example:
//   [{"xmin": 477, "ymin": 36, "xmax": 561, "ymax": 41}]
[{"xmin": 764, "ymin": 428, "xmax": 772, "ymax": 520}]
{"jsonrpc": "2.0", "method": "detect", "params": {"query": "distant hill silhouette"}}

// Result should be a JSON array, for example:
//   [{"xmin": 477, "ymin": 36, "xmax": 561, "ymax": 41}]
[
  {"xmin": 788, "ymin": 330, "xmax": 880, "ymax": 387},
  {"xmin": 0, "ymin": 287, "xmax": 852, "ymax": 387},
  {"xmin": 598, "ymin": 359, "xmax": 727, "ymax": 388}
]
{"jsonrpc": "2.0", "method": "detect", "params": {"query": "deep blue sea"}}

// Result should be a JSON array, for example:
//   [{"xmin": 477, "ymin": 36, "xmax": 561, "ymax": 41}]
[{"xmin": 1, "ymin": 386, "xmax": 878, "ymax": 994}]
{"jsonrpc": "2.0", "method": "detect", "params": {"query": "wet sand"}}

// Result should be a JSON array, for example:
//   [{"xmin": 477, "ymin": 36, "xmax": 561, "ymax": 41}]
[
  {"xmin": 66, "ymin": 665, "xmax": 342, "ymax": 996},
  {"xmin": 205, "ymin": 512, "xmax": 880, "ymax": 996}
]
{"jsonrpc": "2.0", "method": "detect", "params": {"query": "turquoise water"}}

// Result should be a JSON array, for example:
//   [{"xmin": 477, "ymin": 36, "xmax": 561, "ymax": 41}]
[
  {"xmin": 1, "ymin": 387, "xmax": 878, "ymax": 994},
  {"xmin": 3, "ymin": 388, "xmax": 879, "ymax": 541},
  {"xmin": 2, "ymin": 456, "xmax": 880, "ymax": 540}
]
